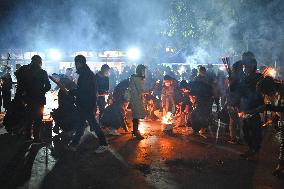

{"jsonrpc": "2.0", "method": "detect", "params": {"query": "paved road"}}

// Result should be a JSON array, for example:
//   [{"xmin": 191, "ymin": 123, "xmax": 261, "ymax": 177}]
[{"xmin": 0, "ymin": 120, "xmax": 283, "ymax": 189}]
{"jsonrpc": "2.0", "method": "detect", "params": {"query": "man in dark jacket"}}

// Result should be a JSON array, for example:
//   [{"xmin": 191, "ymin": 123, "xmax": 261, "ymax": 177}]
[
  {"xmin": 239, "ymin": 52, "xmax": 264, "ymax": 160},
  {"xmin": 15, "ymin": 55, "xmax": 51, "ymax": 142},
  {"xmin": 95, "ymin": 64, "xmax": 110, "ymax": 119},
  {"xmin": 69, "ymin": 55, "xmax": 108, "ymax": 153},
  {"xmin": 0, "ymin": 69, "xmax": 13, "ymax": 111}
]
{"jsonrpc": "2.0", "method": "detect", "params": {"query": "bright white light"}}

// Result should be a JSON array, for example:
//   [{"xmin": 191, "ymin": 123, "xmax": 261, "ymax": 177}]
[
  {"xmin": 178, "ymin": 66, "xmax": 186, "ymax": 74},
  {"xmin": 219, "ymin": 66, "xmax": 226, "ymax": 71},
  {"xmin": 127, "ymin": 48, "xmax": 141, "ymax": 61},
  {"xmin": 49, "ymin": 49, "xmax": 62, "ymax": 61}
]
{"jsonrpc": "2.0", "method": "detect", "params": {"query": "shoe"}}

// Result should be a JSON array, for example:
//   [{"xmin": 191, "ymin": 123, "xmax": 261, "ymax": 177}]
[
  {"xmin": 108, "ymin": 129, "xmax": 121, "ymax": 136},
  {"xmin": 95, "ymin": 145, "xmax": 109, "ymax": 153},
  {"xmin": 131, "ymin": 130, "xmax": 144, "ymax": 140},
  {"xmin": 240, "ymin": 150, "xmax": 253, "ymax": 159},
  {"xmin": 272, "ymin": 164, "xmax": 284, "ymax": 176}
]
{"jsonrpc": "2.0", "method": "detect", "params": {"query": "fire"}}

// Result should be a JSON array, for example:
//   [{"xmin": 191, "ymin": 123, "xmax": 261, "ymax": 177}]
[
  {"xmin": 263, "ymin": 67, "xmax": 277, "ymax": 78},
  {"xmin": 262, "ymin": 119, "xmax": 273, "ymax": 127},
  {"xmin": 238, "ymin": 112, "xmax": 245, "ymax": 118},
  {"xmin": 161, "ymin": 112, "xmax": 174, "ymax": 124},
  {"xmin": 161, "ymin": 112, "xmax": 175, "ymax": 131},
  {"xmin": 42, "ymin": 91, "xmax": 58, "ymax": 121}
]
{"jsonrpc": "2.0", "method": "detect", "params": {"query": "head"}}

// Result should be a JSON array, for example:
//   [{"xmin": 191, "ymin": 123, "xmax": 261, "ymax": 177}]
[
  {"xmin": 207, "ymin": 64, "xmax": 213, "ymax": 71},
  {"xmin": 136, "ymin": 64, "xmax": 146, "ymax": 78},
  {"xmin": 101, "ymin": 64, "xmax": 110, "ymax": 76},
  {"xmin": 163, "ymin": 75, "xmax": 172, "ymax": 87},
  {"xmin": 191, "ymin": 68, "xmax": 198, "ymax": 76},
  {"xmin": 198, "ymin": 66, "xmax": 206, "ymax": 76},
  {"xmin": 232, "ymin": 61, "xmax": 243, "ymax": 73},
  {"xmin": 74, "ymin": 55, "xmax": 86, "ymax": 71},
  {"xmin": 242, "ymin": 51, "xmax": 255, "ymax": 62},
  {"xmin": 243, "ymin": 58, "xmax": 257, "ymax": 76},
  {"xmin": 31, "ymin": 55, "xmax": 42, "ymax": 68},
  {"xmin": 65, "ymin": 68, "xmax": 73, "ymax": 76}
]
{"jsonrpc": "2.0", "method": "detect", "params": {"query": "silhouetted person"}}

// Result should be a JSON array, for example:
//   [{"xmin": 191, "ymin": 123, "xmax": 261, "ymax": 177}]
[
  {"xmin": 15, "ymin": 55, "xmax": 51, "ymax": 142},
  {"xmin": 190, "ymin": 66, "xmax": 213, "ymax": 134},
  {"xmin": 0, "ymin": 70, "xmax": 12, "ymax": 111},
  {"xmin": 239, "ymin": 52, "xmax": 264, "ymax": 160},
  {"xmin": 68, "ymin": 55, "xmax": 108, "ymax": 153},
  {"xmin": 95, "ymin": 64, "xmax": 110, "ymax": 119}
]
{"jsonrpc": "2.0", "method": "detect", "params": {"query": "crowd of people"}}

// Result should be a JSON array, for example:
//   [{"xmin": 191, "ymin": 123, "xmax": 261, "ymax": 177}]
[{"xmin": 1, "ymin": 51, "xmax": 284, "ymax": 176}]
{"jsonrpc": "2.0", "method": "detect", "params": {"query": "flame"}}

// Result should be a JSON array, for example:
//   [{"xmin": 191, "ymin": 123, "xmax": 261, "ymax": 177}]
[
  {"xmin": 161, "ymin": 112, "xmax": 174, "ymax": 124},
  {"xmin": 262, "ymin": 119, "xmax": 273, "ymax": 127},
  {"xmin": 42, "ymin": 91, "xmax": 58, "ymax": 121},
  {"xmin": 263, "ymin": 67, "xmax": 277, "ymax": 78},
  {"xmin": 238, "ymin": 112, "xmax": 245, "ymax": 118}
]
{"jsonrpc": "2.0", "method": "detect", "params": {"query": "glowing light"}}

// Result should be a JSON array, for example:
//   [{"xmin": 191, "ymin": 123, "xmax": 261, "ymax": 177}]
[
  {"xmin": 161, "ymin": 112, "xmax": 174, "ymax": 125},
  {"xmin": 49, "ymin": 49, "xmax": 62, "ymax": 61},
  {"xmin": 127, "ymin": 48, "xmax": 141, "ymax": 61},
  {"xmin": 263, "ymin": 67, "xmax": 277, "ymax": 78},
  {"xmin": 238, "ymin": 112, "xmax": 245, "ymax": 118},
  {"xmin": 219, "ymin": 66, "xmax": 226, "ymax": 71},
  {"xmin": 178, "ymin": 66, "xmax": 186, "ymax": 75}
]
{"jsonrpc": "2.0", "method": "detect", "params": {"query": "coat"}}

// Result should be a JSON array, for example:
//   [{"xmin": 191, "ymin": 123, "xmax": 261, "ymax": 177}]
[
  {"xmin": 129, "ymin": 74, "xmax": 146, "ymax": 119},
  {"xmin": 100, "ymin": 100, "xmax": 127, "ymax": 130},
  {"xmin": 71, "ymin": 64, "xmax": 97, "ymax": 113},
  {"xmin": 15, "ymin": 64, "xmax": 51, "ymax": 105}
]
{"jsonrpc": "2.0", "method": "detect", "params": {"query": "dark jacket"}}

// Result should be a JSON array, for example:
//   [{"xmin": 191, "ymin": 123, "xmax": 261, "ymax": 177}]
[
  {"xmin": 73, "ymin": 64, "xmax": 97, "ymax": 112},
  {"xmin": 100, "ymin": 100, "xmax": 127, "ymax": 129},
  {"xmin": 239, "ymin": 73, "xmax": 264, "ymax": 112},
  {"xmin": 95, "ymin": 72, "xmax": 109, "ymax": 95},
  {"xmin": 1, "ymin": 73, "xmax": 12, "ymax": 91},
  {"xmin": 15, "ymin": 64, "xmax": 51, "ymax": 104}
]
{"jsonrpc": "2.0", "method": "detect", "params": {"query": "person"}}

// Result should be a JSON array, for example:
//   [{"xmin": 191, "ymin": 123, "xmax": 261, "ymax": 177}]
[
  {"xmin": 100, "ymin": 98, "xmax": 129, "ymax": 136},
  {"xmin": 51, "ymin": 74, "xmax": 78, "ymax": 134},
  {"xmin": 227, "ymin": 60, "xmax": 245, "ymax": 144},
  {"xmin": 190, "ymin": 66, "xmax": 213, "ymax": 136},
  {"xmin": 95, "ymin": 64, "xmax": 110, "ymax": 119},
  {"xmin": 161, "ymin": 75, "xmax": 176, "ymax": 116},
  {"xmin": 190, "ymin": 68, "xmax": 198, "ymax": 81},
  {"xmin": 65, "ymin": 68, "xmax": 74, "ymax": 81},
  {"xmin": 256, "ymin": 77, "xmax": 284, "ymax": 175},
  {"xmin": 68, "ymin": 55, "xmax": 108, "ymax": 153},
  {"xmin": 0, "ymin": 69, "xmax": 12, "ymax": 111},
  {"xmin": 239, "ymin": 52, "xmax": 264, "ymax": 160},
  {"xmin": 190, "ymin": 66, "xmax": 213, "ymax": 135},
  {"xmin": 129, "ymin": 64, "xmax": 147, "ymax": 140},
  {"xmin": 15, "ymin": 55, "xmax": 51, "ymax": 142}
]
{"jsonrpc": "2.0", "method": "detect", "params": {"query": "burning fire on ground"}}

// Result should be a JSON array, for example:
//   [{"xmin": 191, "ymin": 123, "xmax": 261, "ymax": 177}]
[{"xmin": 161, "ymin": 112, "xmax": 175, "ymax": 131}]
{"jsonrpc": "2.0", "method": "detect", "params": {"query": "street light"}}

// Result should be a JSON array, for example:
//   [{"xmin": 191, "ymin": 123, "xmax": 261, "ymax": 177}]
[
  {"xmin": 127, "ymin": 48, "xmax": 141, "ymax": 61},
  {"xmin": 49, "ymin": 49, "xmax": 62, "ymax": 61}
]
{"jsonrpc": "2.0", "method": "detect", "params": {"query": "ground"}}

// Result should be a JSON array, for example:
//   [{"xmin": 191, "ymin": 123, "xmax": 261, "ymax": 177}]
[{"xmin": 0, "ymin": 118, "xmax": 284, "ymax": 189}]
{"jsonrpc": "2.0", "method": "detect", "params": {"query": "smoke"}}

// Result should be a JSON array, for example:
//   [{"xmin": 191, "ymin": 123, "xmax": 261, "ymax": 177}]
[
  {"xmin": 0, "ymin": 0, "xmax": 283, "ymax": 67},
  {"xmin": 0, "ymin": 0, "xmax": 167, "ymax": 52},
  {"xmin": 185, "ymin": 47, "xmax": 210, "ymax": 64}
]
